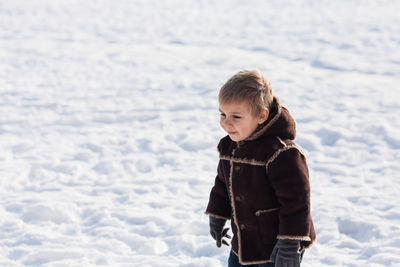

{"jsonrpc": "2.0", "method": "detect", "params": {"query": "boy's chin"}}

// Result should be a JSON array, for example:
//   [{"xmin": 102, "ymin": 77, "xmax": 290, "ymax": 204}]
[{"xmin": 228, "ymin": 135, "xmax": 243, "ymax": 142}]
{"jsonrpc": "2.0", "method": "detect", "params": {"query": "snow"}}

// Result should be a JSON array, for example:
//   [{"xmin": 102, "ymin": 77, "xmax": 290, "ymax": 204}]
[{"xmin": 1, "ymin": 0, "xmax": 400, "ymax": 266}]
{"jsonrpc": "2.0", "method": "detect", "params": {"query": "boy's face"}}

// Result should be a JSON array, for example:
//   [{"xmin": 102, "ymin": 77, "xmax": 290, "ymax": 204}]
[{"xmin": 219, "ymin": 101, "xmax": 269, "ymax": 142}]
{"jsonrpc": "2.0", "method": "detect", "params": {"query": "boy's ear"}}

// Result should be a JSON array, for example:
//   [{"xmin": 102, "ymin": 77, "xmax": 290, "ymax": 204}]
[{"xmin": 258, "ymin": 108, "xmax": 269, "ymax": 124}]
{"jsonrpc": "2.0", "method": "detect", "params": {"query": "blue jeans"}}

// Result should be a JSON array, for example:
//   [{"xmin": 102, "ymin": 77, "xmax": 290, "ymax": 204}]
[
  {"xmin": 228, "ymin": 250, "xmax": 274, "ymax": 267},
  {"xmin": 228, "ymin": 250, "xmax": 304, "ymax": 267}
]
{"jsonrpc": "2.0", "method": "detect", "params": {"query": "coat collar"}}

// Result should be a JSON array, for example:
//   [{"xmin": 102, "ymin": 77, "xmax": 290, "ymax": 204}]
[{"xmin": 237, "ymin": 96, "xmax": 296, "ymax": 145}]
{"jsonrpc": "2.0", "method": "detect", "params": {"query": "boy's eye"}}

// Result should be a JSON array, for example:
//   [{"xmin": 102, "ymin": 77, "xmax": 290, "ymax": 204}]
[
  {"xmin": 233, "ymin": 115, "xmax": 242, "ymax": 119},
  {"xmin": 220, "ymin": 113, "xmax": 226, "ymax": 117}
]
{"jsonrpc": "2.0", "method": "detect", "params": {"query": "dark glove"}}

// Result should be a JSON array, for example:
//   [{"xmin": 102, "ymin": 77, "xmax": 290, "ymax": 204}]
[
  {"xmin": 209, "ymin": 216, "xmax": 231, "ymax": 247},
  {"xmin": 270, "ymin": 239, "xmax": 301, "ymax": 267}
]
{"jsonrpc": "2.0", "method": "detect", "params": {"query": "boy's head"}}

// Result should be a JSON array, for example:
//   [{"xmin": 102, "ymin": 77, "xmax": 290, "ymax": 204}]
[
  {"xmin": 218, "ymin": 70, "xmax": 274, "ymax": 142},
  {"xmin": 219, "ymin": 70, "xmax": 274, "ymax": 116}
]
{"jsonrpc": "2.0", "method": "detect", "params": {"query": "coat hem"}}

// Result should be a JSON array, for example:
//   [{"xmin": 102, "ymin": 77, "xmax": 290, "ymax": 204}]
[{"xmin": 232, "ymin": 249, "xmax": 273, "ymax": 265}]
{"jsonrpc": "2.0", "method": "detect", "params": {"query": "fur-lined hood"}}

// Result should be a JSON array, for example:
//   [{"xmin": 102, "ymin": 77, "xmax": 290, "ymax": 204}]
[{"xmin": 242, "ymin": 96, "xmax": 296, "ymax": 143}]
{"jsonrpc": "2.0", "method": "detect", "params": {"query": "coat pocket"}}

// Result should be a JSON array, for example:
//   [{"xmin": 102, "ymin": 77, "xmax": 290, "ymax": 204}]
[{"xmin": 255, "ymin": 208, "xmax": 280, "ymax": 244}]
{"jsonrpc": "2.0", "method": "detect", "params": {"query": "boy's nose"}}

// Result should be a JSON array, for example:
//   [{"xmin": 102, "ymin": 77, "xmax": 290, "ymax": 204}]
[
  {"xmin": 223, "ymin": 120, "xmax": 232, "ymax": 128},
  {"xmin": 224, "ymin": 117, "xmax": 233, "ymax": 125}
]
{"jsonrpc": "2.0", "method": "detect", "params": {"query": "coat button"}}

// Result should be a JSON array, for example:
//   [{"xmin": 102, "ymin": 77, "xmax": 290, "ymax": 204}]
[
  {"xmin": 235, "ymin": 196, "xmax": 241, "ymax": 202},
  {"xmin": 240, "ymin": 224, "xmax": 246, "ymax": 230},
  {"xmin": 234, "ymin": 166, "xmax": 240, "ymax": 171}
]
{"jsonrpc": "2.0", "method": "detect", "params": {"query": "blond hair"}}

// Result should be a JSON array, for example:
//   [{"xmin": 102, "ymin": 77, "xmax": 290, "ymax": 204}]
[{"xmin": 219, "ymin": 70, "xmax": 274, "ymax": 116}]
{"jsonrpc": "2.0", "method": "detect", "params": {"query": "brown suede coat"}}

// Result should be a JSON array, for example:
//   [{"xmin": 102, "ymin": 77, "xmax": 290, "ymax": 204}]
[{"xmin": 205, "ymin": 97, "xmax": 316, "ymax": 265}]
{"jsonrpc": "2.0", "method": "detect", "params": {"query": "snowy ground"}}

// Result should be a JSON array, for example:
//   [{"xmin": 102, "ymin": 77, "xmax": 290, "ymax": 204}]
[{"xmin": 1, "ymin": 0, "xmax": 400, "ymax": 266}]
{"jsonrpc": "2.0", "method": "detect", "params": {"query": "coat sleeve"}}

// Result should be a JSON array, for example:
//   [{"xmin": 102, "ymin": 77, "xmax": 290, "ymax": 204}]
[
  {"xmin": 205, "ymin": 159, "xmax": 232, "ymax": 220},
  {"xmin": 267, "ymin": 147, "xmax": 312, "ymax": 241}
]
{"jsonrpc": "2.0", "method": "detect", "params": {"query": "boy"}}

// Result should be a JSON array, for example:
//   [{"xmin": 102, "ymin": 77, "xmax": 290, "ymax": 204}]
[{"xmin": 205, "ymin": 70, "xmax": 316, "ymax": 267}]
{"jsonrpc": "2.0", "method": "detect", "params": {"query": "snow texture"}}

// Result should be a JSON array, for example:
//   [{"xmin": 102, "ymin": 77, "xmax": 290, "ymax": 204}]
[{"xmin": 1, "ymin": 0, "xmax": 400, "ymax": 266}]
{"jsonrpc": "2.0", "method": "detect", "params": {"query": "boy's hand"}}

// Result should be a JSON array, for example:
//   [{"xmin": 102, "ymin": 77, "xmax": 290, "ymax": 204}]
[
  {"xmin": 209, "ymin": 216, "xmax": 231, "ymax": 247},
  {"xmin": 270, "ymin": 239, "xmax": 301, "ymax": 267}
]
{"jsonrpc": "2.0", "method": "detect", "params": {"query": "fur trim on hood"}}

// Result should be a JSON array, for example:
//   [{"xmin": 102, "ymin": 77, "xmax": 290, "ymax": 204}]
[{"xmin": 243, "ymin": 96, "xmax": 296, "ymax": 143}]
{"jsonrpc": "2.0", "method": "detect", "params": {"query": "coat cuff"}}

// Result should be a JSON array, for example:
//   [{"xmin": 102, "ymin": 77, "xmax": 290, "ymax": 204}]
[
  {"xmin": 206, "ymin": 192, "xmax": 232, "ymax": 219},
  {"xmin": 204, "ymin": 211, "xmax": 231, "ymax": 220},
  {"xmin": 277, "ymin": 234, "xmax": 311, "ymax": 241}
]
